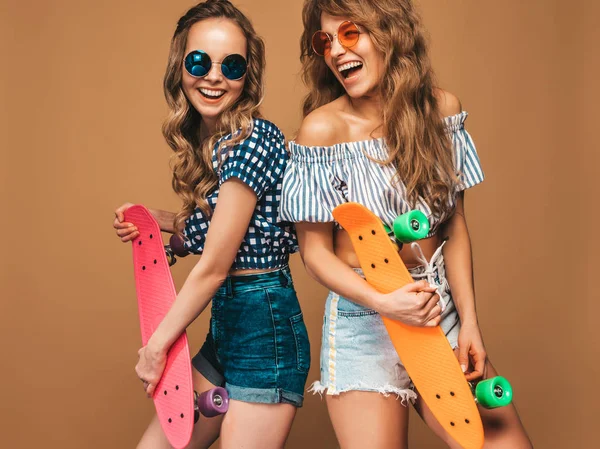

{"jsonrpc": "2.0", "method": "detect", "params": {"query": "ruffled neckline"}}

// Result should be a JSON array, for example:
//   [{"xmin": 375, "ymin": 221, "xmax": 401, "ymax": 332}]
[{"xmin": 289, "ymin": 111, "xmax": 469, "ymax": 153}]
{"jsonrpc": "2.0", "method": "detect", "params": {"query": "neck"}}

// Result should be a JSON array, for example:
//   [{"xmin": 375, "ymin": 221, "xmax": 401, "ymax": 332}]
[
  {"xmin": 347, "ymin": 91, "xmax": 384, "ymax": 122},
  {"xmin": 199, "ymin": 118, "xmax": 216, "ymax": 141}
]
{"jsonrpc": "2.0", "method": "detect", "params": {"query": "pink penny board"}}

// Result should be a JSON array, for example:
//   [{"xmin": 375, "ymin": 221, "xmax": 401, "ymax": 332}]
[{"xmin": 124, "ymin": 205, "xmax": 194, "ymax": 449}]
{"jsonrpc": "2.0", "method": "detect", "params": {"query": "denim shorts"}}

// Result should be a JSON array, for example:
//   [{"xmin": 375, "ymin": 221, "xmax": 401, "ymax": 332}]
[
  {"xmin": 310, "ymin": 244, "xmax": 459, "ymax": 403},
  {"xmin": 192, "ymin": 266, "xmax": 310, "ymax": 407}
]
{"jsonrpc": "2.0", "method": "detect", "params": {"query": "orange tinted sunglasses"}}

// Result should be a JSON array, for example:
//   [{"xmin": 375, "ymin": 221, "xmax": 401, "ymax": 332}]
[{"xmin": 311, "ymin": 21, "xmax": 361, "ymax": 56}]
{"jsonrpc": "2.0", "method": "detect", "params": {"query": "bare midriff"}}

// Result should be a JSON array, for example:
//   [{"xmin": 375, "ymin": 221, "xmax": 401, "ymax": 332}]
[
  {"xmin": 333, "ymin": 227, "xmax": 442, "ymax": 269},
  {"xmin": 229, "ymin": 266, "xmax": 280, "ymax": 276}
]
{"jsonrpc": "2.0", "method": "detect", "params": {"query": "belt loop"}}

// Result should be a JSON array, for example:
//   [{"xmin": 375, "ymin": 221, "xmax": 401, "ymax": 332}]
[
  {"xmin": 279, "ymin": 269, "xmax": 288, "ymax": 287},
  {"xmin": 225, "ymin": 276, "xmax": 233, "ymax": 298},
  {"xmin": 280, "ymin": 266, "xmax": 292, "ymax": 287}
]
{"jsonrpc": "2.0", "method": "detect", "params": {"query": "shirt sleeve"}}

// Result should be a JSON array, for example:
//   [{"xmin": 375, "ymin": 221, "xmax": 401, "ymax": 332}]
[
  {"xmin": 217, "ymin": 120, "xmax": 287, "ymax": 199},
  {"xmin": 444, "ymin": 111, "xmax": 485, "ymax": 191}
]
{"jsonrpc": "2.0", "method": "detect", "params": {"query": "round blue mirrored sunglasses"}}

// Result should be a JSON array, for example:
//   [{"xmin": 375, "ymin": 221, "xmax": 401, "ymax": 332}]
[{"xmin": 184, "ymin": 50, "xmax": 247, "ymax": 81}]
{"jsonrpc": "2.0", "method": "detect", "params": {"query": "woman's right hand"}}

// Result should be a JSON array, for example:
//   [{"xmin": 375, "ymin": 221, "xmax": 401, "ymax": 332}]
[
  {"xmin": 376, "ymin": 280, "xmax": 442, "ymax": 327},
  {"xmin": 113, "ymin": 202, "xmax": 139, "ymax": 242}
]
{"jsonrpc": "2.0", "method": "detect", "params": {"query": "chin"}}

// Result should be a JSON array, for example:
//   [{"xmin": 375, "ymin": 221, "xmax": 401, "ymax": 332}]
[
  {"xmin": 193, "ymin": 98, "xmax": 232, "ymax": 118},
  {"xmin": 196, "ymin": 104, "xmax": 225, "ymax": 118}
]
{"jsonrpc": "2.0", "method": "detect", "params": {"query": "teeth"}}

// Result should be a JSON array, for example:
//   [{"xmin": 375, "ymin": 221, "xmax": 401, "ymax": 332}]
[
  {"xmin": 337, "ymin": 61, "xmax": 362, "ymax": 72},
  {"xmin": 199, "ymin": 88, "xmax": 225, "ymax": 97}
]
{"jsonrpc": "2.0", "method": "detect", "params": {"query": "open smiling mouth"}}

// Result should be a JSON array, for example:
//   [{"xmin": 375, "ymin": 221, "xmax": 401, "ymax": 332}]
[
  {"xmin": 338, "ymin": 61, "xmax": 363, "ymax": 79},
  {"xmin": 198, "ymin": 88, "xmax": 226, "ymax": 99}
]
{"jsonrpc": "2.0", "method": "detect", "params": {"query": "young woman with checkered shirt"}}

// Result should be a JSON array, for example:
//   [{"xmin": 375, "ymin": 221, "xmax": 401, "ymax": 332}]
[{"xmin": 112, "ymin": 1, "xmax": 308, "ymax": 447}]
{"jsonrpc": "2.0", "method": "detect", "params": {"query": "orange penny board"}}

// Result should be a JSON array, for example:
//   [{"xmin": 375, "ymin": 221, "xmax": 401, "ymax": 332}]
[
  {"xmin": 124, "ymin": 205, "xmax": 194, "ymax": 449},
  {"xmin": 333, "ymin": 202, "xmax": 484, "ymax": 449}
]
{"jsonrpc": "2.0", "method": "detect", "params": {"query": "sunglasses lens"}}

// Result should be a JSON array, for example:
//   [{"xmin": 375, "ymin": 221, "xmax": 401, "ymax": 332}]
[
  {"xmin": 184, "ymin": 50, "xmax": 211, "ymax": 77},
  {"xmin": 338, "ymin": 21, "xmax": 360, "ymax": 48},
  {"xmin": 312, "ymin": 31, "xmax": 331, "ymax": 56},
  {"xmin": 221, "ymin": 54, "xmax": 247, "ymax": 80}
]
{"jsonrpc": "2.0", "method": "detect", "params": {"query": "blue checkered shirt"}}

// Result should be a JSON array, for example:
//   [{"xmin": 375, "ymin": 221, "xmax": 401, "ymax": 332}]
[{"xmin": 183, "ymin": 118, "xmax": 298, "ymax": 270}]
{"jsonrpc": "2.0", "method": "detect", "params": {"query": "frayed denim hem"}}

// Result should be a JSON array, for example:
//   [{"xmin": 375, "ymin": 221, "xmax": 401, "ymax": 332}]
[{"xmin": 307, "ymin": 380, "xmax": 417, "ymax": 406}]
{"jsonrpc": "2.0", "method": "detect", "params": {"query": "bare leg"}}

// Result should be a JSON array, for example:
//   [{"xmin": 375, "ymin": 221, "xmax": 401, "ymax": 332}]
[
  {"xmin": 219, "ymin": 400, "xmax": 297, "ymax": 449},
  {"xmin": 137, "ymin": 367, "xmax": 224, "ymax": 449},
  {"xmin": 326, "ymin": 391, "xmax": 410, "ymax": 449},
  {"xmin": 414, "ymin": 360, "xmax": 533, "ymax": 448}
]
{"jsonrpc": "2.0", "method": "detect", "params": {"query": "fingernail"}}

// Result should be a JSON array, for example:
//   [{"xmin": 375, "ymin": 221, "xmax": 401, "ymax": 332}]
[{"xmin": 461, "ymin": 364, "xmax": 467, "ymax": 373}]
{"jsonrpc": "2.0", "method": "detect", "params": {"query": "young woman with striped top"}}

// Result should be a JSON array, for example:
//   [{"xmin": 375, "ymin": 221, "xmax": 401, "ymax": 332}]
[{"xmin": 279, "ymin": 0, "xmax": 532, "ymax": 447}]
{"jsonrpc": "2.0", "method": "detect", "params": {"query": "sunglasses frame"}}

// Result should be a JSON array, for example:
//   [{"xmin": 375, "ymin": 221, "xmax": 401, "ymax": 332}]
[
  {"xmin": 311, "ymin": 21, "xmax": 361, "ymax": 56},
  {"xmin": 184, "ymin": 50, "xmax": 247, "ymax": 81}
]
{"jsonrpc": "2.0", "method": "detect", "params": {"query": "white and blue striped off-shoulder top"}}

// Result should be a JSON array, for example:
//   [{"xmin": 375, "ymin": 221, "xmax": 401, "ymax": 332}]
[{"xmin": 278, "ymin": 111, "xmax": 484, "ymax": 237}]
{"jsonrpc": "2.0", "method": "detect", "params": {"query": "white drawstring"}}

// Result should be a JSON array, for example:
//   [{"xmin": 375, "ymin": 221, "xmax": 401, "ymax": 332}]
[{"xmin": 409, "ymin": 241, "xmax": 449, "ymax": 312}]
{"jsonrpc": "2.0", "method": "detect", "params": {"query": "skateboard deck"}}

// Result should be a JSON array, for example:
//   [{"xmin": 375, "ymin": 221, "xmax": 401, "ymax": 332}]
[
  {"xmin": 333, "ymin": 202, "xmax": 484, "ymax": 449},
  {"xmin": 124, "ymin": 205, "xmax": 194, "ymax": 449}
]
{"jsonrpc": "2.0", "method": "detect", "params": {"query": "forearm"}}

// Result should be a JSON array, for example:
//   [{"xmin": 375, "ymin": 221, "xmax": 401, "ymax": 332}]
[
  {"xmin": 148, "ymin": 208, "xmax": 177, "ymax": 233},
  {"xmin": 147, "ymin": 262, "xmax": 226, "ymax": 353},
  {"xmin": 302, "ymin": 246, "xmax": 385, "ymax": 311},
  {"xmin": 442, "ymin": 212, "xmax": 478, "ymax": 325}
]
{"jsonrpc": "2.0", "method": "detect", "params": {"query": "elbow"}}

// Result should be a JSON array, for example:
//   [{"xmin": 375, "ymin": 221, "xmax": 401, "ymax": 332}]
[
  {"xmin": 300, "ymin": 253, "xmax": 323, "ymax": 283},
  {"xmin": 188, "ymin": 261, "xmax": 229, "ymax": 289},
  {"xmin": 304, "ymin": 262, "xmax": 319, "ymax": 282}
]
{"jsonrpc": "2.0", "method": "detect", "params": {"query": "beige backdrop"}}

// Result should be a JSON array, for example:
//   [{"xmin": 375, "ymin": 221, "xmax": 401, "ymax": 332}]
[{"xmin": 2, "ymin": 0, "xmax": 598, "ymax": 448}]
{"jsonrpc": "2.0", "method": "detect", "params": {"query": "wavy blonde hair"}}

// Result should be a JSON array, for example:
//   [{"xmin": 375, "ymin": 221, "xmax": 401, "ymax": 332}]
[
  {"xmin": 162, "ymin": 0, "xmax": 265, "ymax": 232},
  {"xmin": 300, "ymin": 0, "xmax": 458, "ymax": 217}
]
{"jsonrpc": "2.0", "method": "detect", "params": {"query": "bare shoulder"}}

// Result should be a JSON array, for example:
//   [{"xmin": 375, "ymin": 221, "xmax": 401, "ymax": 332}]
[
  {"xmin": 434, "ymin": 88, "xmax": 463, "ymax": 117},
  {"xmin": 295, "ymin": 100, "xmax": 347, "ymax": 147}
]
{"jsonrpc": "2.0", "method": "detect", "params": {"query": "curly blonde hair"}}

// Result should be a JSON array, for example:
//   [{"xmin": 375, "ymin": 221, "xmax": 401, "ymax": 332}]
[
  {"xmin": 300, "ymin": 0, "xmax": 459, "ymax": 218},
  {"xmin": 162, "ymin": 0, "xmax": 265, "ymax": 232}
]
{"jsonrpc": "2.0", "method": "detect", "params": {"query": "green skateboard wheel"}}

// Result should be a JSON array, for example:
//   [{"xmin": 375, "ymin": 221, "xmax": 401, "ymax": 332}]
[
  {"xmin": 392, "ymin": 210, "xmax": 430, "ymax": 243},
  {"xmin": 475, "ymin": 376, "xmax": 513, "ymax": 409}
]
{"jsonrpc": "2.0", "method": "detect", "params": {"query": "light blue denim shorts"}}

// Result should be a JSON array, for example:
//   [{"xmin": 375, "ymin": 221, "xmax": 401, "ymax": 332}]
[{"xmin": 310, "ymin": 246, "xmax": 459, "ymax": 403}]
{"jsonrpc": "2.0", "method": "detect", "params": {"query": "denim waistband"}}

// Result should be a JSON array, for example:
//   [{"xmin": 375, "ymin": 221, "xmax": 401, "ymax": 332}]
[{"xmin": 217, "ymin": 266, "xmax": 293, "ymax": 296}]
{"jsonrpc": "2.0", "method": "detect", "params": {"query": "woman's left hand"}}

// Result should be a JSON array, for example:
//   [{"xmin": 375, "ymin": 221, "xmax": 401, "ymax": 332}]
[
  {"xmin": 135, "ymin": 345, "xmax": 167, "ymax": 398},
  {"xmin": 456, "ymin": 321, "xmax": 487, "ymax": 382}
]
